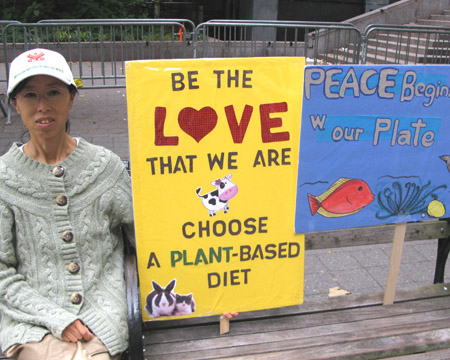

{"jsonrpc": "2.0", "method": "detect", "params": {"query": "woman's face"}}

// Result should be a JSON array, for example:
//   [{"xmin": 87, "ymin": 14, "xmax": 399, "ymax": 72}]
[{"xmin": 13, "ymin": 75, "xmax": 75, "ymax": 141}]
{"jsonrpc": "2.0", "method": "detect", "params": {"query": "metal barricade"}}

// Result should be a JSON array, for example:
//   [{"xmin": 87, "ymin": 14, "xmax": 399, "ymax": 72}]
[
  {"xmin": 1, "ymin": 21, "xmax": 21, "ymax": 84},
  {"xmin": 362, "ymin": 24, "xmax": 450, "ymax": 65},
  {"xmin": 193, "ymin": 20, "xmax": 362, "ymax": 64},
  {"xmin": 0, "ymin": 21, "xmax": 21, "ymax": 120},
  {"xmin": 4, "ymin": 19, "xmax": 450, "ymax": 123},
  {"xmin": 38, "ymin": 18, "xmax": 196, "ymax": 41},
  {"xmin": 3, "ymin": 20, "xmax": 191, "ymax": 90}
]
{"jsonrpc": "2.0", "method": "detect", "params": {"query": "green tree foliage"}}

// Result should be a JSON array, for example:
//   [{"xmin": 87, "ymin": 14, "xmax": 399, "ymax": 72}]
[{"xmin": 1, "ymin": 0, "xmax": 150, "ymax": 22}]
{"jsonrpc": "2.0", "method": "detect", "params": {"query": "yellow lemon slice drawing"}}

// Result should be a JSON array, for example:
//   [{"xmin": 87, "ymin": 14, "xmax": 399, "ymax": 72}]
[{"xmin": 427, "ymin": 200, "xmax": 446, "ymax": 218}]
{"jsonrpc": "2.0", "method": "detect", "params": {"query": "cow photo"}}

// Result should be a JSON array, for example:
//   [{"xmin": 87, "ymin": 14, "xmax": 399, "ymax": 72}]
[{"xmin": 196, "ymin": 174, "xmax": 238, "ymax": 216}]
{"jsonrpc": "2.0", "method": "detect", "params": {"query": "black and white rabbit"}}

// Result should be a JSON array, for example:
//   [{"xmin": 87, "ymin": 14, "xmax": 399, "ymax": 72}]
[
  {"xmin": 144, "ymin": 279, "xmax": 177, "ymax": 318},
  {"xmin": 173, "ymin": 293, "xmax": 196, "ymax": 316}
]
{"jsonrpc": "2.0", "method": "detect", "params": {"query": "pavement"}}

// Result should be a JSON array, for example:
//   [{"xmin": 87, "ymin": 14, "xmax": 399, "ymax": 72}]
[{"xmin": 1, "ymin": 85, "xmax": 449, "ymax": 302}]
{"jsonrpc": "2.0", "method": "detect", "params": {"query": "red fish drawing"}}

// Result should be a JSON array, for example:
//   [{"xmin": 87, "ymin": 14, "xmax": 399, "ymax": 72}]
[{"xmin": 308, "ymin": 178, "xmax": 374, "ymax": 217}]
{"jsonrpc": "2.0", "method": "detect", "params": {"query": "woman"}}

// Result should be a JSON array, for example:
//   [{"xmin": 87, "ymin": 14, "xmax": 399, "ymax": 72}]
[{"xmin": 0, "ymin": 48, "xmax": 134, "ymax": 359}]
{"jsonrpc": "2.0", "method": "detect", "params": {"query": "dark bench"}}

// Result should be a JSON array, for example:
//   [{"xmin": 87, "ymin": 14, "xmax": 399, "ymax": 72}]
[
  {"xmin": 131, "ymin": 284, "xmax": 450, "ymax": 359},
  {"xmin": 1, "ymin": 220, "xmax": 449, "ymax": 359},
  {"xmin": 123, "ymin": 219, "xmax": 450, "ymax": 360}
]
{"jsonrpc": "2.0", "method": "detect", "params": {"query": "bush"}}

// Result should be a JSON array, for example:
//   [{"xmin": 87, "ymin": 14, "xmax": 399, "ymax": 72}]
[{"xmin": 1, "ymin": 0, "xmax": 150, "ymax": 23}]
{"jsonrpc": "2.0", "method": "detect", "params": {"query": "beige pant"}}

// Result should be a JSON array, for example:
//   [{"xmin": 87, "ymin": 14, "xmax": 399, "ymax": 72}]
[{"xmin": 5, "ymin": 334, "xmax": 121, "ymax": 360}]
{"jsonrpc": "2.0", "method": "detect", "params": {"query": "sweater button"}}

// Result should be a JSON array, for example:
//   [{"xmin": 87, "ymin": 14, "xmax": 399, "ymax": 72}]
[
  {"xmin": 68, "ymin": 262, "xmax": 80, "ymax": 274},
  {"xmin": 56, "ymin": 195, "xmax": 67, "ymax": 206},
  {"xmin": 52, "ymin": 166, "xmax": 65, "ymax": 177},
  {"xmin": 70, "ymin": 293, "xmax": 82, "ymax": 305},
  {"xmin": 62, "ymin": 230, "xmax": 74, "ymax": 243}
]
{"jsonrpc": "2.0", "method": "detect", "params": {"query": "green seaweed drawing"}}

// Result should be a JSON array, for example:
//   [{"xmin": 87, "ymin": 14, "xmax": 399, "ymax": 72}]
[{"xmin": 376, "ymin": 181, "xmax": 447, "ymax": 220}]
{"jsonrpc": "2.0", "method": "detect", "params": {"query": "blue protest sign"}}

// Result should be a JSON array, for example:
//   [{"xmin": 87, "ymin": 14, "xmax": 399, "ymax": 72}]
[{"xmin": 295, "ymin": 65, "xmax": 450, "ymax": 233}]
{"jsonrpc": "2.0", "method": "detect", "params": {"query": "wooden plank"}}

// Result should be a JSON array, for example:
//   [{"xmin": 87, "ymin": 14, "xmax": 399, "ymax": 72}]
[
  {"xmin": 142, "ymin": 286, "xmax": 450, "ymax": 359},
  {"xmin": 144, "ymin": 283, "xmax": 450, "ymax": 331},
  {"xmin": 384, "ymin": 222, "xmax": 407, "ymax": 305},
  {"xmin": 142, "ymin": 284, "xmax": 450, "ymax": 359},
  {"xmin": 214, "ymin": 329, "xmax": 450, "ymax": 360},
  {"xmin": 144, "ymin": 296, "xmax": 450, "ymax": 348},
  {"xmin": 305, "ymin": 220, "xmax": 449, "ymax": 250},
  {"xmin": 388, "ymin": 347, "xmax": 450, "ymax": 359},
  {"xmin": 145, "ymin": 307, "xmax": 450, "ymax": 357},
  {"xmin": 146, "ymin": 315, "xmax": 450, "ymax": 359}
]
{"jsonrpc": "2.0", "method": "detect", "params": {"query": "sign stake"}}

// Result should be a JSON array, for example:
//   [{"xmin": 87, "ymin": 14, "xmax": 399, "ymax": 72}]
[
  {"xmin": 383, "ymin": 222, "xmax": 407, "ymax": 305},
  {"xmin": 220, "ymin": 315, "xmax": 230, "ymax": 335}
]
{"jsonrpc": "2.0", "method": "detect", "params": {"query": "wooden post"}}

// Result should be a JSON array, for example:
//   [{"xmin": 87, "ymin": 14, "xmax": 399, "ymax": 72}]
[
  {"xmin": 220, "ymin": 315, "xmax": 230, "ymax": 335},
  {"xmin": 383, "ymin": 222, "xmax": 407, "ymax": 305}
]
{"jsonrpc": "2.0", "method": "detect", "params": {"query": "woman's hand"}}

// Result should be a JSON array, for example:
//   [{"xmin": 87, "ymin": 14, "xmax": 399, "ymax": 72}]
[
  {"xmin": 62, "ymin": 319, "xmax": 94, "ymax": 342},
  {"xmin": 223, "ymin": 312, "xmax": 239, "ymax": 319}
]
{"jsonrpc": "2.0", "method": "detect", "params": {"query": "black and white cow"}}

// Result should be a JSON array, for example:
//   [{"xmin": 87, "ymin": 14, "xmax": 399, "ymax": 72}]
[{"xmin": 196, "ymin": 174, "xmax": 238, "ymax": 216}]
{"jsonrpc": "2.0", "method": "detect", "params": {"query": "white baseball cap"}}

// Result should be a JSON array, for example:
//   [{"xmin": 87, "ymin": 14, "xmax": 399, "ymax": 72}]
[{"xmin": 7, "ymin": 48, "xmax": 77, "ymax": 97}]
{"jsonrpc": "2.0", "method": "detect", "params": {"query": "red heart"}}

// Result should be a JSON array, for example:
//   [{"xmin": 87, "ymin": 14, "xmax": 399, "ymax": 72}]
[{"xmin": 178, "ymin": 107, "xmax": 218, "ymax": 143}]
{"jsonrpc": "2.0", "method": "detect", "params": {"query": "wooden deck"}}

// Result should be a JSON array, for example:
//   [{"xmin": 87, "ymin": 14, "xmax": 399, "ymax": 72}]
[{"xmin": 141, "ymin": 283, "xmax": 450, "ymax": 359}]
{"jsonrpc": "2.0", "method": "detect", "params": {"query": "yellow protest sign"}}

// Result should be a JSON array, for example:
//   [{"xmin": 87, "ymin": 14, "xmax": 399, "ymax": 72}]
[{"xmin": 126, "ymin": 57, "xmax": 305, "ymax": 321}]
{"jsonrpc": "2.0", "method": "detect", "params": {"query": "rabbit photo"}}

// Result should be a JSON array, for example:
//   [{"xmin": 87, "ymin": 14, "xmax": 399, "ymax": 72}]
[{"xmin": 144, "ymin": 279, "xmax": 177, "ymax": 318}]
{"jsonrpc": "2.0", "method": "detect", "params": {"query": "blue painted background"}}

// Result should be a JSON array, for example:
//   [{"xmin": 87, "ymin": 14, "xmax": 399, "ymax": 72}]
[{"xmin": 295, "ymin": 65, "xmax": 450, "ymax": 233}]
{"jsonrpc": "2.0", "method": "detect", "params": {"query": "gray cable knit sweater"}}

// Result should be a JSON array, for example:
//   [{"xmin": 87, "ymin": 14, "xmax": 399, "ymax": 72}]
[{"xmin": 0, "ymin": 138, "xmax": 135, "ymax": 356}]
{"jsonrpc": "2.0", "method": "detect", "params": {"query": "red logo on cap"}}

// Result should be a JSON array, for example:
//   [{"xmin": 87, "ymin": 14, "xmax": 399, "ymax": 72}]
[{"xmin": 27, "ymin": 51, "xmax": 45, "ymax": 62}]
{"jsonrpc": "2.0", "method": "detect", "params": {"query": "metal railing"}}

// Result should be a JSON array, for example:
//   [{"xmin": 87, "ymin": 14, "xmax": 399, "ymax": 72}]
[
  {"xmin": 0, "ymin": 19, "xmax": 362, "ymax": 97},
  {"xmin": 362, "ymin": 24, "xmax": 450, "ymax": 64},
  {"xmin": 4, "ymin": 20, "xmax": 450, "ymax": 88},
  {"xmin": 2, "ymin": 20, "xmax": 191, "ymax": 89},
  {"xmin": 1, "ymin": 21, "xmax": 21, "ymax": 85},
  {"xmin": 2, "ymin": 18, "xmax": 450, "ymax": 123},
  {"xmin": 38, "ymin": 18, "xmax": 196, "ymax": 35},
  {"xmin": 193, "ymin": 20, "xmax": 362, "ymax": 63}
]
